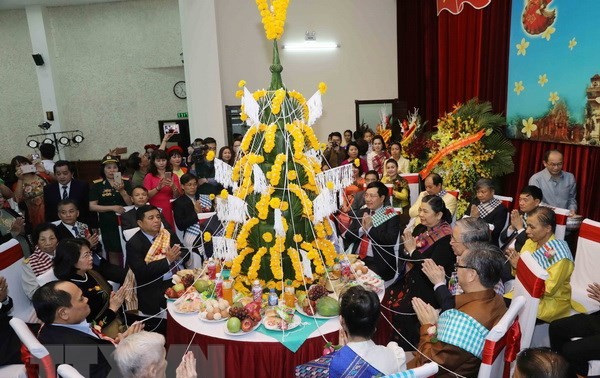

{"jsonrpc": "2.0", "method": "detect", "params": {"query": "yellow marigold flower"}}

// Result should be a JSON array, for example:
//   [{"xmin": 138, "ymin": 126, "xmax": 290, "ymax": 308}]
[
  {"xmin": 238, "ymin": 80, "xmax": 246, "ymax": 88},
  {"xmin": 280, "ymin": 201, "xmax": 289, "ymax": 211},
  {"xmin": 206, "ymin": 150, "xmax": 215, "ymax": 161},
  {"xmin": 209, "ymin": 194, "xmax": 215, "ymax": 200},
  {"xmin": 287, "ymin": 170, "xmax": 297, "ymax": 181},
  {"xmin": 235, "ymin": 89, "xmax": 243, "ymax": 98},
  {"xmin": 240, "ymin": 113, "xmax": 248, "ymax": 121},
  {"xmin": 220, "ymin": 189, "xmax": 229, "ymax": 199},
  {"xmin": 318, "ymin": 82, "xmax": 327, "ymax": 94},
  {"xmin": 203, "ymin": 232, "xmax": 212, "ymax": 242},
  {"xmin": 354, "ymin": 159, "xmax": 360, "ymax": 167},
  {"xmin": 269, "ymin": 197, "xmax": 281, "ymax": 209},
  {"xmin": 263, "ymin": 232, "xmax": 273, "ymax": 243},
  {"xmin": 293, "ymin": 234, "xmax": 303, "ymax": 243},
  {"xmin": 326, "ymin": 181, "xmax": 334, "ymax": 190}
]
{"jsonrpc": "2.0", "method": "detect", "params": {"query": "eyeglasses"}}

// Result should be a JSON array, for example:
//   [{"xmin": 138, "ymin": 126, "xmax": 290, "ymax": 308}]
[
  {"xmin": 547, "ymin": 162, "xmax": 563, "ymax": 167},
  {"xmin": 454, "ymin": 263, "xmax": 478, "ymax": 273}
]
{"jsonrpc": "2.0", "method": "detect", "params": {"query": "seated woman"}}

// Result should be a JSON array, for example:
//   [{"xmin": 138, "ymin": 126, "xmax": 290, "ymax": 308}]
[
  {"xmin": 22, "ymin": 223, "xmax": 59, "ymax": 299},
  {"xmin": 53, "ymin": 238, "xmax": 128, "ymax": 338},
  {"xmin": 296, "ymin": 286, "xmax": 406, "ymax": 377},
  {"xmin": 11, "ymin": 155, "xmax": 51, "ymax": 231},
  {"xmin": 340, "ymin": 142, "xmax": 368, "ymax": 175},
  {"xmin": 380, "ymin": 159, "xmax": 410, "ymax": 214},
  {"xmin": 505, "ymin": 206, "xmax": 574, "ymax": 323},
  {"xmin": 389, "ymin": 141, "xmax": 411, "ymax": 174},
  {"xmin": 469, "ymin": 178, "xmax": 507, "ymax": 245},
  {"xmin": 386, "ymin": 195, "xmax": 456, "ymax": 350}
]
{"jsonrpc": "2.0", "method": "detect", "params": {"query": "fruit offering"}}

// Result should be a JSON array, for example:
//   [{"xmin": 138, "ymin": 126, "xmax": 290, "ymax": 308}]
[
  {"xmin": 227, "ymin": 299, "xmax": 262, "ymax": 332},
  {"xmin": 165, "ymin": 283, "xmax": 187, "ymax": 299},
  {"xmin": 199, "ymin": 298, "xmax": 230, "ymax": 321},
  {"xmin": 263, "ymin": 306, "xmax": 298, "ymax": 331},
  {"xmin": 174, "ymin": 291, "xmax": 204, "ymax": 314}
]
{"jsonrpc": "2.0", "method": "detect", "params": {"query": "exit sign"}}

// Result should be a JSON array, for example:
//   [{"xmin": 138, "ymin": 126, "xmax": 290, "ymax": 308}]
[{"xmin": 177, "ymin": 112, "xmax": 188, "ymax": 118}]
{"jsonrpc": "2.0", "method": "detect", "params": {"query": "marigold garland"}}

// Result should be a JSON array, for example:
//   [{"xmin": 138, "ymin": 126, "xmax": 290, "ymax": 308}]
[{"xmin": 263, "ymin": 123, "xmax": 278, "ymax": 153}]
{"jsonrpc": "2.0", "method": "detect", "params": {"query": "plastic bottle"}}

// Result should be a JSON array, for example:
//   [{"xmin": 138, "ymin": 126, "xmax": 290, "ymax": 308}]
[
  {"xmin": 268, "ymin": 288, "xmax": 278, "ymax": 306},
  {"xmin": 221, "ymin": 270, "xmax": 233, "ymax": 304},
  {"xmin": 207, "ymin": 259, "xmax": 216, "ymax": 280},
  {"xmin": 340, "ymin": 258, "xmax": 351, "ymax": 281},
  {"xmin": 214, "ymin": 273, "xmax": 223, "ymax": 299},
  {"xmin": 283, "ymin": 280, "xmax": 295, "ymax": 308},
  {"xmin": 332, "ymin": 258, "xmax": 341, "ymax": 278},
  {"xmin": 252, "ymin": 280, "xmax": 263, "ymax": 303}
]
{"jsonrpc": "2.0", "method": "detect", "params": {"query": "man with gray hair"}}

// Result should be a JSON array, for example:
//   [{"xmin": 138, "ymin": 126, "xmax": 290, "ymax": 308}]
[
  {"xmin": 422, "ymin": 218, "xmax": 503, "ymax": 311},
  {"xmin": 408, "ymin": 242, "xmax": 507, "ymax": 376},
  {"xmin": 113, "ymin": 331, "xmax": 197, "ymax": 378}
]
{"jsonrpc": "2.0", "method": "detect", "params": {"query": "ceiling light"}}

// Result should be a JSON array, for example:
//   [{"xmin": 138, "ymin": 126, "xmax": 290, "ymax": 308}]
[
  {"xmin": 42, "ymin": 138, "xmax": 53, "ymax": 145},
  {"xmin": 58, "ymin": 136, "xmax": 70, "ymax": 146},
  {"xmin": 282, "ymin": 42, "xmax": 340, "ymax": 51},
  {"xmin": 27, "ymin": 140, "xmax": 40, "ymax": 149},
  {"xmin": 72, "ymin": 135, "xmax": 85, "ymax": 144}
]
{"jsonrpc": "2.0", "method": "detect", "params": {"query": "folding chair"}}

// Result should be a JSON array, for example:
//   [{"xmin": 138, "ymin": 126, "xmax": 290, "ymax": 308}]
[
  {"xmin": 512, "ymin": 253, "xmax": 549, "ymax": 349},
  {"xmin": 0, "ymin": 239, "xmax": 36, "ymax": 322},
  {"xmin": 382, "ymin": 362, "xmax": 439, "ymax": 378},
  {"xmin": 478, "ymin": 296, "xmax": 526, "ymax": 378},
  {"xmin": 400, "ymin": 173, "xmax": 420, "ymax": 206},
  {"xmin": 9, "ymin": 318, "xmax": 56, "ymax": 378}
]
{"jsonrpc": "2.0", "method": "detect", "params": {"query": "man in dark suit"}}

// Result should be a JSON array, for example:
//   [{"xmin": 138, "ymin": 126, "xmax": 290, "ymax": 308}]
[
  {"xmin": 0, "ymin": 277, "xmax": 22, "ymax": 367},
  {"xmin": 126, "ymin": 205, "xmax": 187, "ymax": 315},
  {"xmin": 44, "ymin": 160, "xmax": 90, "ymax": 225},
  {"xmin": 345, "ymin": 181, "xmax": 408, "ymax": 282},
  {"xmin": 499, "ymin": 185, "xmax": 543, "ymax": 253}
]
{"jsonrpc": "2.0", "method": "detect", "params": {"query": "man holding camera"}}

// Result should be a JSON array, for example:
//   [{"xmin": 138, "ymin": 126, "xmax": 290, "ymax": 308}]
[
  {"xmin": 323, "ymin": 132, "xmax": 347, "ymax": 168},
  {"xmin": 193, "ymin": 137, "xmax": 222, "ymax": 195}
]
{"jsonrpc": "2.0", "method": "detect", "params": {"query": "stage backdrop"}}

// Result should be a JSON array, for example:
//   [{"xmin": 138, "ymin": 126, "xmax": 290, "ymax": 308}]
[{"xmin": 506, "ymin": 0, "xmax": 600, "ymax": 146}]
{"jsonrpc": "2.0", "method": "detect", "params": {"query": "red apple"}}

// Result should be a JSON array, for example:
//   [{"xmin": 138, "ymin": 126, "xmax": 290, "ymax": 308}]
[
  {"xmin": 241, "ymin": 318, "xmax": 254, "ymax": 332},
  {"xmin": 165, "ymin": 288, "xmax": 177, "ymax": 298}
]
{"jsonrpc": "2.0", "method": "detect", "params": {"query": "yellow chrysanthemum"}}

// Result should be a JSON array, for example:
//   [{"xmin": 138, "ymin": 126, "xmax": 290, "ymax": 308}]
[
  {"xmin": 263, "ymin": 232, "xmax": 273, "ymax": 243},
  {"xmin": 206, "ymin": 150, "xmax": 215, "ymax": 161},
  {"xmin": 280, "ymin": 201, "xmax": 289, "ymax": 211},
  {"xmin": 269, "ymin": 197, "xmax": 281, "ymax": 209},
  {"xmin": 238, "ymin": 79, "xmax": 246, "ymax": 88},
  {"xmin": 287, "ymin": 170, "xmax": 297, "ymax": 181},
  {"xmin": 203, "ymin": 232, "xmax": 212, "ymax": 242},
  {"xmin": 209, "ymin": 194, "xmax": 215, "ymax": 200},
  {"xmin": 220, "ymin": 189, "xmax": 229, "ymax": 199},
  {"xmin": 293, "ymin": 234, "xmax": 303, "ymax": 243},
  {"xmin": 318, "ymin": 82, "xmax": 327, "ymax": 94}
]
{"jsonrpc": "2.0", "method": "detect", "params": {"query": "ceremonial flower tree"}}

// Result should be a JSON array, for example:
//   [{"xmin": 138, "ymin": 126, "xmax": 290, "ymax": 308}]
[
  {"xmin": 415, "ymin": 99, "xmax": 515, "ymax": 217},
  {"xmin": 212, "ymin": 0, "xmax": 348, "ymax": 295}
]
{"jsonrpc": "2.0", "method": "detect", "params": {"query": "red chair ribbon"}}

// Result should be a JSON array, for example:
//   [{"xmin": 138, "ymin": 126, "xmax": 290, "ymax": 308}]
[
  {"xmin": 555, "ymin": 213, "xmax": 568, "ymax": 226},
  {"xmin": 481, "ymin": 319, "xmax": 522, "ymax": 378},
  {"xmin": 579, "ymin": 222, "xmax": 600, "ymax": 244},
  {"xmin": 400, "ymin": 174, "xmax": 420, "ymax": 184},
  {"xmin": 517, "ymin": 258, "xmax": 545, "ymax": 298}
]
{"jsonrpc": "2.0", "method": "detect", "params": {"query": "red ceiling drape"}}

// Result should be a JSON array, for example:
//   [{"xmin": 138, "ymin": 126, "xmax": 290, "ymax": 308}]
[{"xmin": 397, "ymin": 0, "xmax": 600, "ymax": 220}]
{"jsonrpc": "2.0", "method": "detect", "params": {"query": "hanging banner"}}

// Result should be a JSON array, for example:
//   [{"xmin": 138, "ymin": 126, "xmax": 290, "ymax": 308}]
[{"xmin": 437, "ymin": 0, "xmax": 492, "ymax": 15}]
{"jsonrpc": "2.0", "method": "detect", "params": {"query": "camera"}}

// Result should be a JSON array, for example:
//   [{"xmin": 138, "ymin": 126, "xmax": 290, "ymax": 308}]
[
  {"xmin": 191, "ymin": 144, "xmax": 209, "ymax": 165},
  {"xmin": 331, "ymin": 141, "xmax": 339, "ymax": 148}
]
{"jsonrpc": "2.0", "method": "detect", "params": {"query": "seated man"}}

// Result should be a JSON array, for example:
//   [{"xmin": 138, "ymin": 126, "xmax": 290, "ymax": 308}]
[
  {"xmin": 345, "ymin": 181, "xmax": 408, "ymax": 282},
  {"xmin": 409, "ymin": 242, "xmax": 507, "ymax": 377},
  {"xmin": 409, "ymin": 173, "xmax": 457, "ymax": 224},
  {"xmin": 121, "ymin": 186, "xmax": 169, "ymax": 231},
  {"xmin": 296, "ymin": 286, "xmax": 405, "ymax": 377},
  {"xmin": 126, "ymin": 205, "xmax": 187, "ymax": 315},
  {"xmin": 499, "ymin": 185, "xmax": 543, "ymax": 253},
  {"xmin": 113, "ymin": 331, "xmax": 197, "ymax": 378},
  {"xmin": 350, "ymin": 170, "xmax": 379, "ymax": 212},
  {"xmin": 55, "ymin": 199, "xmax": 126, "ymax": 284},
  {"xmin": 549, "ymin": 281, "xmax": 600, "ymax": 377},
  {"xmin": 33, "ymin": 280, "xmax": 143, "ymax": 378}
]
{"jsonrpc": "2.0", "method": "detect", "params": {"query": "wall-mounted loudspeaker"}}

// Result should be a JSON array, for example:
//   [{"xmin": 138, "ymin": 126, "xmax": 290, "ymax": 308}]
[{"xmin": 32, "ymin": 54, "xmax": 44, "ymax": 66}]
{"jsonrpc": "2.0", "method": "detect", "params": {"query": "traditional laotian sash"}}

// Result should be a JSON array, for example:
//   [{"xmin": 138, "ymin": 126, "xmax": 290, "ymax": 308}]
[
  {"xmin": 144, "ymin": 228, "xmax": 171, "ymax": 263},
  {"xmin": 437, "ymin": 309, "xmax": 489, "ymax": 359},
  {"xmin": 414, "ymin": 222, "xmax": 452, "ymax": 253},
  {"xmin": 329, "ymin": 346, "xmax": 384, "ymax": 378},
  {"xmin": 372, "ymin": 206, "xmax": 397, "ymax": 228},
  {"xmin": 437, "ymin": 189, "xmax": 448, "ymax": 198},
  {"xmin": 530, "ymin": 239, "xmax": 573, "ymax": 270},
  {"xmin": 477, "ymin": 197, "xmax": 501, "ymax": 218}
]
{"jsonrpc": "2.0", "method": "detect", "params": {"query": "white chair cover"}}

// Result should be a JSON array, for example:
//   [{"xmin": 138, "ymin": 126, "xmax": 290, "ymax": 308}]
[
  {"xmin": 400, "ymin": 173, "xmax": 420, "ymax": 206},
  {"xmin": 57, "ymin": 364, "xmax": 86, "ymax": 378},
  {"xmin": 10, "ymin": 318, "xmax": 56, "ymax": 378},
  {"xmin": 570, "ymin": 218, "xmax": 600, "ymax": 314},
  {"xmin": 540, "ymin": 205, "xmax": 569, "ymax": 240},
  {"xmin": 0, "ymin": 239, "xmax": 36, "ymax": 322},
  {"xmin": 382, "ymin": 362, "xmax": 439, "ymax": 378},
  {"xmin": 478, "ymin": 296, "xmax": 526, "ymax": 378},
  {"xmin": 0, "ymin": 364, "xmax": 27, "ymax": 378},
  {"xmin": 36, "ymin": 268, "xmax": 58, "ymax": 286},
  {"xmin": 513, "ymin": 253, "xmax": 549, "ymax": 350}
]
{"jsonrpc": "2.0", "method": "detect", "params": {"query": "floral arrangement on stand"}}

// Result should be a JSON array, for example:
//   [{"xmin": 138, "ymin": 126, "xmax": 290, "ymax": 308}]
[
  {"xmin": 211, "ymin": 0, "xmax": 349, "ymax": 296},
  {"xmin": 399, "ymin": 109, "xmax": 433, "ymax": 172},
  {"xmin": 418, "ymin": 99, "xmax": 515, "ymax": 217}
]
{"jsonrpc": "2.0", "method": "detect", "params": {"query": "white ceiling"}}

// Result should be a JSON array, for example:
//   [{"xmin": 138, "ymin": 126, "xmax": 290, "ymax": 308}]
[{"xmin": 0, "ymin": 0, "xmax": 127, "ymax": 11}]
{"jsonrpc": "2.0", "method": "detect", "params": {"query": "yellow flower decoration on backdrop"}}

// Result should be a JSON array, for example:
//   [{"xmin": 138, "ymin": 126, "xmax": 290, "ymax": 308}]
[
  {"xmin": 516, "ymin": 38, "xmax": 529, "ymax": 56},
  {"xmin": 514, "ymin": 81, "xmax": 525, "ymax": 95},
  {"xmin": 521, "ymin": 117, "xmax": 538, "ymax": 138},
  {"xmin": 538, "ymin": 74, "xmax": 548, "ymax": 87},
  {"xmin": 548, "ymin": 92, "xmax": 560, "ymax": 105}
]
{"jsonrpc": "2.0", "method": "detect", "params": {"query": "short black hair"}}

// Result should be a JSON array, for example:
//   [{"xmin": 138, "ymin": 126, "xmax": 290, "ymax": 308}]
[
  {"xmin": 136, "ymin": 204, "xmax": 160, "ymax": 222},
  {"xmin": 32, "ymin": 223, "xmax": 58, "ymax": 246},
  {"xmin": 180, "ymin": 173, "xmax": 198, "ymax": 186},
  {"xmin": 340, "ymin": 286, "xmax": 380, "ymax": 338},
  {"xmin": 344, "ymin": 129, "xmax": 352, "ymax": 136},
  {"xmin": 39, "ymin": 143, "xmax": 56, "ymax": 159},
  {"xmin": 516, "ymin": 347, "xmax": 569, "ymax": 378},
  {"xmin": 353, "ymin": 130, "xmax": 364, "ymax": 140},
  {"xmin": 131, "ymin": 185, "xmax": 148, "ymax": 193},
  {"xmin": 529, "ymin": 206, "xmax": 557, "ymax": 233},
  {"xmin": 385, "ymin": 158, "xmax": 398, "ymax": 168},
  {"xmin": 53, "ymin": 160, "xmax": 73, "ymax": 174},
  {"xmin": 32, "ymin": 280, "xmax": 73, "ymax": 324},
  {"xmin": 203, "ymin": 137, "xmax": 216, "ymax": 145},
  {"xmin": 365, "ymin": 170, "xmax": 379, "ymax": 180},
  {"xmin": 54, "ymin": 238, "xmax": 91, "ymax": 279},
  {"xmin": 521, "ymin": 185, "xmax": 543, "ymax": 202},
  {"xmin": 426, "ymin": 173, "xmax": 443, "ymax": 186},
  {"xmin": 127, "ymin": 152, "xmax": 142, "ymax": 171},
  {"xmin": 330, "ymin": 132, "xmax": 342, "ymax": 139},
  {"xmin": 57, "ymin": 199, "xmax": 79, "ymax": 211},
  {"xmin": 366, "ymin": 181, "xmax": 388, "ymax": 198},
  {"xmin": 543, "ymin": 149, "xmax": 562, "ymax": 163}
]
